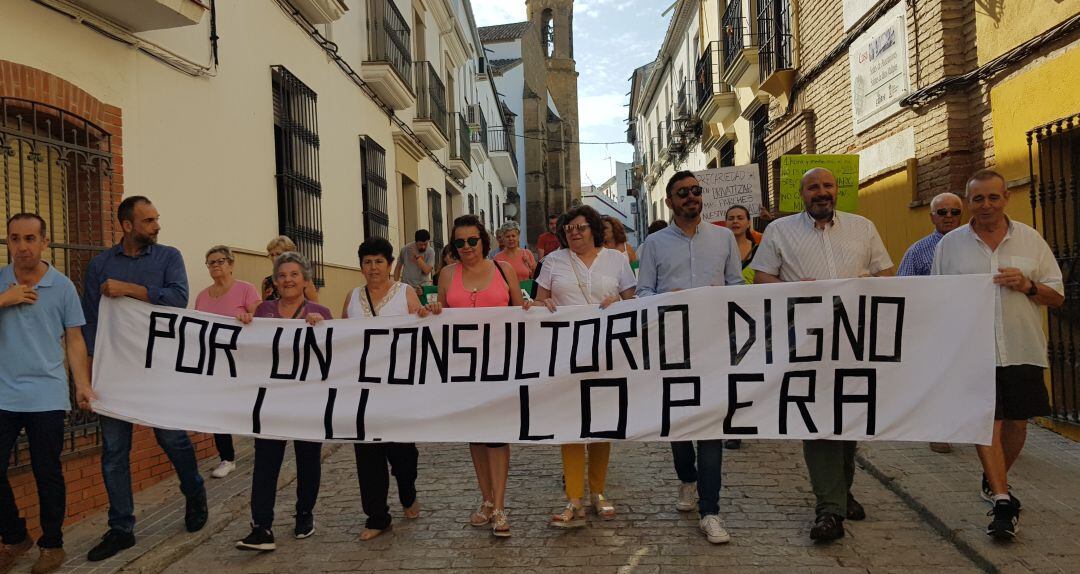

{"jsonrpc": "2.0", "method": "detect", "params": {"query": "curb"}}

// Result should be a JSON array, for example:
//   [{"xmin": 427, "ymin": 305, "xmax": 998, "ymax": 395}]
[{"xmin": 855, "ymin": 450, "xmax": 999, "ymax": 574}]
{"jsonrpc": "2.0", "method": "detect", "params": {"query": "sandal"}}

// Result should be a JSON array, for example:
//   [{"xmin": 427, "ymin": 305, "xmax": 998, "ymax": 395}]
[
  {"xmin": 592, "ymin": 493, "xmax": 616, "ymax": 520},
  {"xmin": 359, "ymin": 525, "xmax": 390, "ymax": 541},
  {"xmin": 403, "ymin": 501, "xmax": 420, "ymax": 519},
  {"xmin": 491, "ymin": 508, "xmax": 511, "ymax": 537},
  {"xmin": 469, "ymin": 500, "xmax": 494, "ymax": 526},
  {"xmin": 550, "ymin": 502, "xmax": 587, "ymax": 528}
]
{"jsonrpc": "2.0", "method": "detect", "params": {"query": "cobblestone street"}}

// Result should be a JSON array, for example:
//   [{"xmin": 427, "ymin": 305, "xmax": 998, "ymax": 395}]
[{"xmin": 148, "ymin": 440, "xmax": 978, "ymax": 574}]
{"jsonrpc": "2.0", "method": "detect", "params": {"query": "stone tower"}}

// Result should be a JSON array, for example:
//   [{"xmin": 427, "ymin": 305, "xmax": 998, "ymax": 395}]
[{"xmin": 527, "ymin": 0, "xmax": 581, "ymax": 215}]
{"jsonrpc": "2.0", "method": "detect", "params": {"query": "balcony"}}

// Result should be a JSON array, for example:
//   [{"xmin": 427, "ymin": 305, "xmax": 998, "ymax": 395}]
[
  {"xmin": 488, "ymin": 127, "xmax": 518, "ymax": 187},
  {"xmin": 448, "ymin": 112, "xmax": 471, "ymax": 178},
  {"xmin": 414, "ymin": 61, "xmax": 449, "ymax": 149},
  {"xmin": 68, "ymin": 0, "xmax": 206, "ymax": 31},
  {"xmin": 467, "ymin": 103, "xmax": 488, "ymax": 159},
  {"xmin": 757, "ymin": 0, "xmax": 796, "ymax": 98},
  {"xmin": 695, "ymin": 41, "xmax": 739, "ymax": 129},
  {"xmin": 361, "ymin": 0, "xmax": 414, "ymax": 110},
  {"xmin": 721, "ymin": 1, "xmax": 759, "ymax": 89}
]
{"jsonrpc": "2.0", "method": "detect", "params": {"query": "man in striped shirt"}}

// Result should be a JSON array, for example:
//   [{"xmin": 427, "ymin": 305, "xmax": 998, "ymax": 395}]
[{"xmin": 751, "ymin": 168, "xmax": 893, "ymax": 542}]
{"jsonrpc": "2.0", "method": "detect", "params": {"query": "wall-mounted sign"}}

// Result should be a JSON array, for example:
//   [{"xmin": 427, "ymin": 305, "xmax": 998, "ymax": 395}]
[{"xmin": 849, "ymin": 3, "xmax": 910, "ymax": 134}]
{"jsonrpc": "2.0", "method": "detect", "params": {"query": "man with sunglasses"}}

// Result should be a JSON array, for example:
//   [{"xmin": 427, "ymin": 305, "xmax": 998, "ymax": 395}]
[
  {"xmin": 897, "ymin": 192, "xmax": 964, "ymax": 454},
  {"xmin": 636, "ymin": 171, "xmax": 743, "ymax": 545},
  {"xmin": 752, "ymin": 167, "xmax": 893, "ymax": 542}
]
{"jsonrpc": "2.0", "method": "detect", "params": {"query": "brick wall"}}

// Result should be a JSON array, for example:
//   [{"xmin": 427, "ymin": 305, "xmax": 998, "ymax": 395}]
[{"xmin": 0, "ymin": 59, "xmax": 219, "ymax": 536}]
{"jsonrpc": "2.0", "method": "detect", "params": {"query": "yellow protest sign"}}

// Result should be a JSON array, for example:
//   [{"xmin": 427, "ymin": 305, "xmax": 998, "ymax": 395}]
[{"xmin": 779, "ymin": 155, "xmax": 860, "ymax": 213}]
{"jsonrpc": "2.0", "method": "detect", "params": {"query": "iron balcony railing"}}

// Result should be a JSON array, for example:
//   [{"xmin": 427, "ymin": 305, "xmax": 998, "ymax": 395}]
[
  {"xmin": 722, "ymin": 2, "xmax": 755, "ymax": 76},
  {"xmin": 696, "ymin": 41, "xmax": 733, "ymax": 110},
  {"xmin": 415, "ymin": 61, "xmax": 448, "ymax": 139},
  {"xmin": 488, "ymin": 126, "xmax": 518, "ymax": 172},
  {"xmin": 468, "ymin": 103, "xmax": 488, "ymax": 152},
  {"xmin": 1028, "ymin": 112, "xmax": 1080, "ymax": 423},
  {"xmin": 365, "ymin": 0, "xmax": 412, "ymax": 90},
  {"xmin": 451, "ymin": 112, "xmax": 471, "ymax": 169},
  {"xmin": 758, "ymin": 0, "xmax": 794, "ymax": 84}
]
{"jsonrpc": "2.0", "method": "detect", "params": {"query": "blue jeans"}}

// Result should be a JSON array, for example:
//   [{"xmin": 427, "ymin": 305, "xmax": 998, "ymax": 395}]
[
  {"xmin": 100, "ymin": 416, "xmax": 205, "ymax": 533},
  {"xmin": 671, "ymin": 440, "xmax": 724, "ymax": 517}
]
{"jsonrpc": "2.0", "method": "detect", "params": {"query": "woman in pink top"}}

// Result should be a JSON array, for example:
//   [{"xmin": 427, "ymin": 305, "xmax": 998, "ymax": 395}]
[
  {"xmin": 493, "ymin": 222, "xmax": 536, "ymax": 280},
  {"xmin": 194, "ymin": 245, "xmax": 259, "ymax": 479},
  {"xmin": 437, "ymin": 215, "xmax": 528, "ymax": 537}
]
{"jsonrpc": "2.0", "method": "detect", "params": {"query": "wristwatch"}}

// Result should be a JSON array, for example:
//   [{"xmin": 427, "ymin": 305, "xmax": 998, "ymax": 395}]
[{"xmin": 1026, "ymin": 281, "xmax": 1039, "ymax": 297}]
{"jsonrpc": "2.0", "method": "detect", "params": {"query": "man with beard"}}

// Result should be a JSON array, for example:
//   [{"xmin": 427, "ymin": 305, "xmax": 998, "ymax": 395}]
[
  {"xmin": 80, "ymin": 196, "xmax": 208, "ymax": 561},
  {"xmin": 751, "ymin": 168, "xmax": 893, "ymax": 542},
  {"xmin": 898, "ymin": 191, "xmax": 964, "ymax": 454},
  {"xmin": 637, "ymin": 171, "xmax": 743, "ymax": 545}
]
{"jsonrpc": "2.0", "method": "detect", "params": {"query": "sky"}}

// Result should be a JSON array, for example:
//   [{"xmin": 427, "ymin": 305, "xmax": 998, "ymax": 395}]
[{"xmin": 469, "ymin": 0, "xmax": 671, "ymax": 188}]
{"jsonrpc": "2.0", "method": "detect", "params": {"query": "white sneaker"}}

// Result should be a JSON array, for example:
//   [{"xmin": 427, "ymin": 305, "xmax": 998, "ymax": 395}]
[
  {"xmin": 676, "ymin": 482, "xmax": 698, "ymax": 512},
  {"xmin": 211, "ymin": 460, "xmax": 236, "ymax": 478},
  {"xmin": 699, "ymin": 514, "xmax": 731, "ymax": 544}
]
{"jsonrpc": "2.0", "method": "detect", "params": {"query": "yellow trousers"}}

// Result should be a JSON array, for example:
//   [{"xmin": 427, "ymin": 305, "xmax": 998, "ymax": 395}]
[{"xmin": 560, "ymin": 442, "xmax": 611, "ymax": 499}]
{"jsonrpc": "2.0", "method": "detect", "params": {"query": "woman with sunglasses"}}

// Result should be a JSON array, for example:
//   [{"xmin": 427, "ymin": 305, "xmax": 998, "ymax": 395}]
[
  {"xmin": 535, "ymin": 205, "xmax": 636, "ymax": 528},
  {"xmin": 436, "ymin": 215, "xmax": 527, "ymax": 538},
  {"xmin": 343, "ymin": 237, "xmax": 439, "ymax": 541},
  {"xmin": 194, "ymin": 245, "xmax": 260, "ymax": 479}
]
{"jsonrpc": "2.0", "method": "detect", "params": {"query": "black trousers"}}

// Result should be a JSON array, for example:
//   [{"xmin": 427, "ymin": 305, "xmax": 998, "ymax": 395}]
[
  {"xmin": 354, "ymin": 443, "xmax": 418, "ymax": 530},
  {"xmin": 0, "ymin": 410, "xmax": 66, "ymax": 548},
  {"xmin": 213, "ymin": 434, "xmax": 234, "ymax": 462},
  {"xmin": 250, "ymin": 438, "xmax": 321, "ymax": 529}
]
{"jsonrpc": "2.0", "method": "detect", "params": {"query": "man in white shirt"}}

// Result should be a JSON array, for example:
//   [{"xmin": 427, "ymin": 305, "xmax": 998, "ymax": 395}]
[
  {"xmin": 932, "ymin": 169, "xmax": 1064, "ymax": 541},
  {"xmin": 752, "ymin": 168, "xmax": 893, "ymax": 542}
]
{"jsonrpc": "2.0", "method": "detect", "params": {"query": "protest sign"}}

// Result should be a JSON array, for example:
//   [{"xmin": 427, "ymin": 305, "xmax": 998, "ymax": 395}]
[
  {"xmin": 92, "ymin": 276, "xmax": 995, "ymax": 445},
  {"xmin": 694, "ymin": 165, "xmax": 762, "ymax": 224},
  {"xmin": 779, "ymin": 155, "xmax": 860, "ymax": 213}
]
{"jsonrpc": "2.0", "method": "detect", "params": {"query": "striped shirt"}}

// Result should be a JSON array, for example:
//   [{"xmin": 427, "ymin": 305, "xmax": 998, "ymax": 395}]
[
  {"xmin": 750, "ymin": 211, "xmax": 893, "ymax": 281},
  {"xmin": 897, "ymin": 231, "xmax": 944, "ymax": 277}
]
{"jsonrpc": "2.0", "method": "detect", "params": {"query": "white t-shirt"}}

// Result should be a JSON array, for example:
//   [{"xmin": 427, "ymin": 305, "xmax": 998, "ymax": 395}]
[
  {"xmin": 347, "ymin": 281, "xmax": 410, "ymax": 318},
  {"xmin": 538, "ymin": 248, "xmax": 637, "ymax": 306}
]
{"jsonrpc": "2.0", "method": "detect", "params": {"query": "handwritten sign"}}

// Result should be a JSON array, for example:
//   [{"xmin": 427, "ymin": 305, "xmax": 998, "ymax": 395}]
[
  {"xmin": 694, "ymin": 165, "xmax": 762, "ymax": 224},
  {"xmin": 779, "ymin": 154, "xmax": 860, "ymax": 213}
]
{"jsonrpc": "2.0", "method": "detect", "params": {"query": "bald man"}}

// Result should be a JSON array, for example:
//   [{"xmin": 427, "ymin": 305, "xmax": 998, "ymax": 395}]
[{"xmin": 751, "ymin": 167, "xmax": 893, "ymax": 542}]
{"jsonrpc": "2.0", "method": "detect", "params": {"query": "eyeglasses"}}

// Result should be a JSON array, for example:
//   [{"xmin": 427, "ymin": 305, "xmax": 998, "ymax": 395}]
[
  {"xmin": 673, "ymin": 185, "xmax": 703, "ymax": 199},
  {"xmin": 452, "ymin": 237, "xmax": 482, "ymax": 248},
  {"xmin": 205, "ymin": 258, "xmax": 230, "ymax": 267},
  {"xmin": 563, "ymin": 223, "xmax": 590, "ymax": 234},
  {"xmin": 935, "ymin": 208, "xmax": 962, "ymax": 217}
]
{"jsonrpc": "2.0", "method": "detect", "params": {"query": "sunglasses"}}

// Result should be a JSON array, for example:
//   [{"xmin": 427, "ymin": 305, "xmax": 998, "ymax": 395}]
[
  {"xmin": 452, "ymin": 237, "xmax": 482, "ymax": 248},
  {"xmin": 935, "ymin": 208, "xmax": 962, "ymax": 217},
  {"xmin": 563, "ymin": 223, "xmax": 590, "ymax": 234},
  {"xmin": 673, "ymin": 185, "xmax": 703, "ymax": 199}
]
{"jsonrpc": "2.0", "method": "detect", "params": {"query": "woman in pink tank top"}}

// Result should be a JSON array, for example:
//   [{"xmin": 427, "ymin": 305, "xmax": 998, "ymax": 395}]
[{"xmin": 437, "ymin": 215, "xmax": 527, "ymax": 538}]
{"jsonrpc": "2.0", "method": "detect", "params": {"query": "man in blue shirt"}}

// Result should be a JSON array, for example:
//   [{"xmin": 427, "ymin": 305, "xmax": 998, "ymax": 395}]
[
  {"xmin": 897, "ymin": 192, "xmax": 963, "ymax": 455},
  {"xmin": 80, "ymin": 196, "xmax": 207, "ymax": 562},
  {"xmin": 636, "ymin": 171, "xmax": 743, "ymax": 545},
  {"xmin": 0, "ymin": 213, "xmax": 93, "ymax": 574}
]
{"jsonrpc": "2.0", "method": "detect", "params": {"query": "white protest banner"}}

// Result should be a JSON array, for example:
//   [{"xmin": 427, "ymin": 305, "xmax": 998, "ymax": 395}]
[
  {"xmin": 92, "ymin": 276, "xmax": 996, "ymax": 445},
  {"xmin": 695, "ymin": 165, "xmax": 762, "ymax": 224}
]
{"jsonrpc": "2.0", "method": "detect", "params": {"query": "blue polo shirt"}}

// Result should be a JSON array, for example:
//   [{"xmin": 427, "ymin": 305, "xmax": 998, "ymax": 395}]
[{"xmin": 0, "ymin": 264, "xmax": 85, "ymax": 412}]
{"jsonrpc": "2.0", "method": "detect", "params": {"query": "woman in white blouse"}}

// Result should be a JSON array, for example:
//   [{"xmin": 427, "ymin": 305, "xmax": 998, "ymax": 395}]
[{"xmin": 535, "ymin": 205, "xmax": 637, "ymax": 528}]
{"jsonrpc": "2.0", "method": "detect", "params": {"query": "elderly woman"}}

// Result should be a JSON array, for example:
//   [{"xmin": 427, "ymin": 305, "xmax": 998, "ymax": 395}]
[
  {"xmin": 343, "ymin": 237, "xmax": 439, "ymax": 541},
  {"xmin": 234, "ymin": 252, "xmax": 330, "ymax": 552},
  {"xmin": 262, "ymin": 235, "xmax": 319, "ymax": 302},
  {"xmin": 437, "ymin": 215, "xmax": 528, "ymax": 538},
  {"xmin": 535, "ymin": 205, "xmax": 636, "ymax": 528},
  {"xmin": 601, "ymin": 216, "xmax": 637, "ymax": 266},
  {"xmin": 493, "ymin": 222, "xmax": 536, "ymax": 281},
  {"xmin": 194, "ymin": 245, "xmax": 260, "ymax": 479}
]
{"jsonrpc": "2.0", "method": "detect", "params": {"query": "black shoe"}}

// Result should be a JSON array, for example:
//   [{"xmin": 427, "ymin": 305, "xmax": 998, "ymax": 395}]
[
  {"xmin": 986, "ymin": 499, "xmax": 1020, "ymax": 540},
  {"xmin": 185, "ymin": 490, "xmax": 208, "ymax": 533},
  {"xmin": 981, "ymin": 475, "xmax": 1022, "ymax": 509},
  {"xmin": 294, "ymin": 512, "xmax": 315, "ymax": 539},
  {"xmin": 723, "ymin": 439, "xmax": 742, "ymax": 450},
  {"xmin": 236, "ymin": 525, "xmax": 276, "ymax": 551},
  {"xmin": 846, "ymin": 494, "xmax": 866, "ymax": 521},
  {"xmin": 86, "ymin": 529, "xmax": 135, "ymax": 562},
  {"xmin": 810, "ymin": 513, "xmax": 845, "ymax": 541}
]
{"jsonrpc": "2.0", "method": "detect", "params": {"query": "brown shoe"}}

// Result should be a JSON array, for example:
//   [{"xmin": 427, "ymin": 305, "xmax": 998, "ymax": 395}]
[
  {"xmin": 0, "ymin": 537, "xmax": 34, "ymax": 573},
  {"xmin": 31, "ymin": 548, "xmax": 65, "ymax": 574},
  {"xmin": 929, "ymin": 442, "xmax": 953, "ymax": 454}
]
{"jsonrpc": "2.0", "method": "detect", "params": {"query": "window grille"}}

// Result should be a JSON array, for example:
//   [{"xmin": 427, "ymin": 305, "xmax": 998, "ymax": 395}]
[
  {"xmin": 427, "ymin": 187, "xmax": 444, "ymax": 253},
  {"xmin": 360, "ymin": 136, "xmax": 389, "ymax": 240}
]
